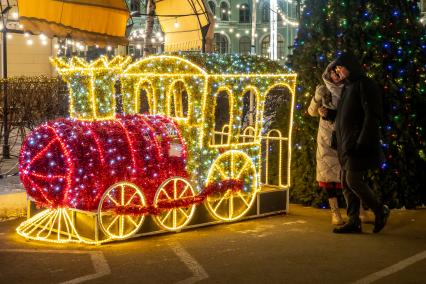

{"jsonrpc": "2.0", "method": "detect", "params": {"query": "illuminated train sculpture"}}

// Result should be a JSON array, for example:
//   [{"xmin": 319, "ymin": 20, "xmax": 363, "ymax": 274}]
[{"xmin": 17, "ymin": 54, "xmax": 297, "ymax": 244}]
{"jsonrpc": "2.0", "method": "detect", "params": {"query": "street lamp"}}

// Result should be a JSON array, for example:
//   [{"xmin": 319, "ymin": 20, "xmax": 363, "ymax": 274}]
[
  {"xmin": 1, "ymin": 0, "xmax": 12, "ymax": 158},
  {"xmin": 270, "ymin": 0, "xmax": 278, "ymax": 60}
]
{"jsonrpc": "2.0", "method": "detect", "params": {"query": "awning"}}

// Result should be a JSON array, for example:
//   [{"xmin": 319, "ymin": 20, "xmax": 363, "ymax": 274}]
[
  {"xmin": 17, "ymin": 0, "xmax": 130, "ymax": 46},
  {"xmin": 155, "ymin": 0, "xmax": 214, "ymax": 52}
]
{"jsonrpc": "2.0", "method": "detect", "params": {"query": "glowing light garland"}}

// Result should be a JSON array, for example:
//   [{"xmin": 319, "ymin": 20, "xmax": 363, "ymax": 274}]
[
  {"xmin": 18, "ymin": 54, "xmax": 297, "ymax": 243},
  {"xmin": 51, "ymin": 56, "xmax": 131, "ymax": 120}
]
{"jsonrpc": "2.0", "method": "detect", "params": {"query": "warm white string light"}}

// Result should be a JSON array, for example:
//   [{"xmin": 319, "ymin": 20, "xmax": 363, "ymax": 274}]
[{"xmin": 276, "ymin": 8, "xmax": 299, "ymax": 27}]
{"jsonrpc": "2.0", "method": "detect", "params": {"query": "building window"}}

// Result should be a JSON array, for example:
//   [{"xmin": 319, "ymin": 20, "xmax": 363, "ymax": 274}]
[
  {"xmin": 239, "ymin": 4, "xmax": 250, "ymax": 23},
  {"xmin": 220, "ymin": 2, "xmax": 229, "ymax": 21},
  {"xmin": 208, "ymin": 1, "xmax": 216, "ymax": 15},
  {"xmin": 262, "ymin": 2, "xmax": 270, "ymax": 23},
  {"xmin": 214, "ymin": 33, "xmax": 228, "ymax": 54},
  {"xmin": 277, "ymin": 1, "xmax": 285, "ymax": 22},
  {"xmin": 239, "ymin": 36, "xmax": 251, "ymax": 55},
  {"xmin": 130, "ymin": 0, "xmax": 140, "ymax": 12},
  {"xmin": 261, "ymin": 35, "xmax": 284, "ymax": 59}
]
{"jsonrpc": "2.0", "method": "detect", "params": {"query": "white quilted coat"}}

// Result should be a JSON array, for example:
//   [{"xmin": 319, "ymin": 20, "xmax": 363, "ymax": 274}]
[{"xmin": 308, "ymin": 63, "xmax": 343, "ymax": 183}]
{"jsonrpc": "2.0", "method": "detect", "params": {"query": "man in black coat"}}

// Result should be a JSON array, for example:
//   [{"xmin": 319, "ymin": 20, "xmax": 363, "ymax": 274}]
[{"xmin": 332, "ymin": 52, "xmax": 390, "ymax": 234}]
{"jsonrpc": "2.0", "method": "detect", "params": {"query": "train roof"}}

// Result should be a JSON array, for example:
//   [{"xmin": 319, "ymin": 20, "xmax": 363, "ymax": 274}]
[{"xmin": 123, "ymin": 53, "xmax": 295, "ymax": 76}]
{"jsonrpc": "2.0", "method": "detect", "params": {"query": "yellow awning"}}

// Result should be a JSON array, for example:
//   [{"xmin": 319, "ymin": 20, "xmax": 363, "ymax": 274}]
[
  {"xmin": 17, "ymin": 0, "xmax": 130, "ymax": 46},
  {"xmin": 155, "ymin": 0, "xmax": 214, "ymax": 52}
]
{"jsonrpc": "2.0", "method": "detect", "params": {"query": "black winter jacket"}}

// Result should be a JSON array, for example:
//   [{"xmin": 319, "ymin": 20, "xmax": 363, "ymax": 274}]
[{"xmin": 334, "ymin": 54, "xmax": 385, "ymax": 171}]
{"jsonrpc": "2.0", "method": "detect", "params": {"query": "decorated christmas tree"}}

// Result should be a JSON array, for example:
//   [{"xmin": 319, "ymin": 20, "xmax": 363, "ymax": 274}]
[{"xmin": 289, "ymin": 0, "xmax": 426, "ymax": 208}]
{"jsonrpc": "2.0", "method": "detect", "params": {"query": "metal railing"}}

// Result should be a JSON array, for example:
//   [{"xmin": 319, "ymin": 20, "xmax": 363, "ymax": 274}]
[
  {"xmin": 0, "ymin": 76, "xmax": 68, "ymax": 176},
  {"xmin": 210, "ymin": 125, "xmax": 290, "ymax": 189}
]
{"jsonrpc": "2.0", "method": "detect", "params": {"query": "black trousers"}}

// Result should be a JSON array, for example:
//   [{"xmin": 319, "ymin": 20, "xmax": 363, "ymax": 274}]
[{"xmin": 341, "ymin": 170, "xmax": 382, "ymax": 224}]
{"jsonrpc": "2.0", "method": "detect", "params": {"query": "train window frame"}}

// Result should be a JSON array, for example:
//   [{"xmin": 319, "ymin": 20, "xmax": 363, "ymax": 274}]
[
  {"xmin": 135, "ymin": 79, "xmax": 155, "ymax": 115},
  {"xmin": 167, "ymin": 80, "xmax": 190, "ymax": 121},
  {"xmin": 210, "ymin": 87, "xmax": 233, "ymax": 147}
]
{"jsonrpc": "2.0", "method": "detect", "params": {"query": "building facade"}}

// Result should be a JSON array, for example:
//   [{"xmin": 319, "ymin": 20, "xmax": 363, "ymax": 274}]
[
  {"xmin": 0, "ymin": 1, "xmax": 56, "ymax": 77},
  {"xmin": 126, "ymin": 0, "xmax": 300, "ymax": 61},
  {"xmin": 208, "ymin": 0, "xmax": 299, "ymax": 60},
  {"xmin": 420, "ymin": 0, "xmax": 426, "ymax": 24}
]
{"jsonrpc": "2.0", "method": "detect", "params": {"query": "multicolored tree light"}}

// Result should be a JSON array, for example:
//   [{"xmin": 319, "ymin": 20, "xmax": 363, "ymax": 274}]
[{"xmin": 289, "ymin": 0, "xmax": 426, "ymax": 208}]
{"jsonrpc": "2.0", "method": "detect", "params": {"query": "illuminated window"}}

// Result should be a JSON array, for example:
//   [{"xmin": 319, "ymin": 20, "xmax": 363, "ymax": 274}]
[
  {"xmin": 261, "ymin": 35, "xmax": 284, "ymax": 59},
  {"xmin": 213, "ymin": 33, "xmax": 228, "ymax": 54},
  {"xmin": 220, "ymin": 2, "xmax": 229, "ymax": 21},
  {"xmin": 208, "ymin": 1, "xmax": 216, "ymax": 15},
  {"xmin": 239, "ymin": 4, "xmax": 250, "ymax": 23},
  {"xmin": 277, "ymin": 1, "xmax": 285, "ymax": 22},
  {"xmin": 262, "ymin": 2, "xmax": 270, "ymax": 23},
  {"xmin": 239, "ymin": 36, "xmax": 251, "ymax": 55},
  {"xmin": 130, "ymin": 0, "xmax": 140, "ymax": 12}
]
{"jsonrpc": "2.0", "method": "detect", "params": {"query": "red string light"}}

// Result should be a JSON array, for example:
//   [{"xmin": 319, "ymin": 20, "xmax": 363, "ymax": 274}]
[{"xmin": 19, "ymin": 114, "xmax": 188, "ymax": 211}]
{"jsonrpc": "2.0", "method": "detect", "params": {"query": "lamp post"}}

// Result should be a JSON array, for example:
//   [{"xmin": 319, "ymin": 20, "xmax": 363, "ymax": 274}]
[
  {"xmin": 250, "ymin": 0, "xmax": 257, "ymax": 55},
  {"xmin": 1, "ymin": 2, "xmax": 11, "ymax": 159},
  {"xmin": 269, "ymin": 0, "xmax": 278, "ymax": 60},
  {"xmin": 249, "ymin": 0, "xmax": 258, "ymax": 126}
]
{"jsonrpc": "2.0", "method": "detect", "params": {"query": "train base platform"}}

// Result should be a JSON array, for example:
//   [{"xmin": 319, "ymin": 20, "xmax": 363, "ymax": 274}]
[{"xmin": 18, "ymin": 185, "xmax": 288, "ymax": 245}]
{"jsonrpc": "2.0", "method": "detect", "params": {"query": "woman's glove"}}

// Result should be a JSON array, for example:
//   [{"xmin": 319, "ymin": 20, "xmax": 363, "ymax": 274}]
[{"xmin": 314, "ymin": 85, "xmax": 327, "ymax": 103}]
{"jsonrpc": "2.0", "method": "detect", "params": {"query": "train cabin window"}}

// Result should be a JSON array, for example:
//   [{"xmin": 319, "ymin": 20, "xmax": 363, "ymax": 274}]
[
  {"xmin": 241, "ymin": 90, "xmax": 257, "ymax": 128},
  {"xmin": 212, "ymin": 89, "xmax": 231, "ymax": 145},
  {"xmin": 170, "ymin": 81, "xmax": 189, "ymax": 119},
  {"xmin": 240, "ymin": 90, "xmax": 257, "ymax": 143},
  {"xmin": 139, "ymin": 89, "xmax": 150, "ymax": 114}
]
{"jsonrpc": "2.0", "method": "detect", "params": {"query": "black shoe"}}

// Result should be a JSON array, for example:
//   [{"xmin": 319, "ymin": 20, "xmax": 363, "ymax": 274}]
[
  {"xmin": 373, "ymin": 205, "xmax": 390, "ymax": 233},
  {"xmin": 333, "ymin": 222, "xmax": 362, "ymax": 234}
]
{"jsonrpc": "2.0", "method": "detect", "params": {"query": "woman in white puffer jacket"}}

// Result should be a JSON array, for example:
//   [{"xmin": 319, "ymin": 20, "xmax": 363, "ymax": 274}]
[{"xmin": 308, "ymin": 61, "xmax": 345, "ymax": 225}]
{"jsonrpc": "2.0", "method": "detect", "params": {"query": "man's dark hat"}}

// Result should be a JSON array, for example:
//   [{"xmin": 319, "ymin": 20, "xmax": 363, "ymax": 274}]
[{"xmin": 333, "ymin": 52, "xmax": 364, "ymax": 81}]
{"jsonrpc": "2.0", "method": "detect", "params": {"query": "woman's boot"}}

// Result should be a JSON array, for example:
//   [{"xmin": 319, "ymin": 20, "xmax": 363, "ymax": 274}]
[{"xmin": 328, "ymin": 197, "xmax": 345, "ymax": 225}]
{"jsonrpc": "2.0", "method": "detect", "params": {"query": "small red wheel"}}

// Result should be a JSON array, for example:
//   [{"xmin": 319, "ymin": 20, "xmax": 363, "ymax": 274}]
[
  {"xmin": 98, "ymin": 182, "xmax": 145, "ymax": 240},
  {"xmin": 154, "ymin": 177, "xmax": 196, "ymax": 231}
]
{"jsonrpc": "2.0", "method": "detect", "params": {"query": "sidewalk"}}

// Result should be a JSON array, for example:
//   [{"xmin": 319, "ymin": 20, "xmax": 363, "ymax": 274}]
[{"xmin": 0, "ymin": 175, "xmax": 26, "ymax": 219}]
